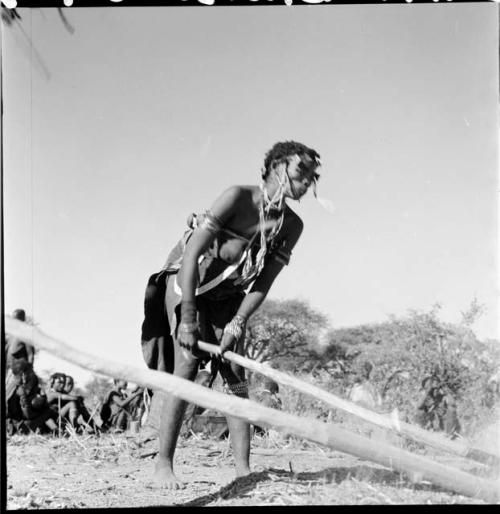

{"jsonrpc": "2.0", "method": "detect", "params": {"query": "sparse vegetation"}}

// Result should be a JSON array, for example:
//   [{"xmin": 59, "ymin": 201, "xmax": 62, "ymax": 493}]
[{"xmin": 252, "ymin": 299, "xmax": 500, "ymax": 439}]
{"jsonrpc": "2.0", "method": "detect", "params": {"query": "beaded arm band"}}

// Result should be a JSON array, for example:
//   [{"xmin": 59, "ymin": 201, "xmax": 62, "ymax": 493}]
[
  {"xmin": 181, "ymin": 300, "xmax": 197, "ymax": 324},
  {"xmin": 269, "ymin": 248, "xmax": 291, "ymax": 266},
  {"xmin": 199, "ymin": 210, "xmax": 223, "ymax": 236}
]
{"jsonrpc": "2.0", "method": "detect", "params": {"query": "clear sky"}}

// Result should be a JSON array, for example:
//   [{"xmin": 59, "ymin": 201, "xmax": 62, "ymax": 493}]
[{"xmin": 2, "ymin": 3, "xmax": 498, "ymax": 386}]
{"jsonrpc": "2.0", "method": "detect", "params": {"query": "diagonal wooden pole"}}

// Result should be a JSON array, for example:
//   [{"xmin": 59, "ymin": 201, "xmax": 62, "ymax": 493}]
[
  {"xmin": 4, "ymin": 317, "xmax": 499, "ymax": 503},
  {"xmin": 196, "ymin": 341, "xmax": 499, "ymax": 468}
]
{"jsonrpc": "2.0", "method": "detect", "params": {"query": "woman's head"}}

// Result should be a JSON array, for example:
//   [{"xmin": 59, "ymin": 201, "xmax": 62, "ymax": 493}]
[
  {"xmin": 262, "ymin": 141, "xmax": 321, "ymax": 200},
  {"xmin": 114, "ymin": 378, "xmax": 128, "ymax": 390},
  {"xmin": 50, "ymin": 372, "xmax": 67, "ymax": 391},
  {"xmin": 12, "ymin": 309, "xmax": 26, "ymax": 321}
]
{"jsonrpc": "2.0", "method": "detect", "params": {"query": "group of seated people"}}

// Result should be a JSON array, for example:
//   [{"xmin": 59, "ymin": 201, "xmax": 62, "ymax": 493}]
[
  {"xmin": 45, "ymin": 372, "xmax": 98, "ymax": 433},
  {"xmin": 6, "ymin": 368, "xmax": 98, "ymax": 436},
  {"xmin": 6, "ymin": 363, "xmax": 57, "ymax": 436},
  {"xmin": 6, "ymin": 370, "xmax": 148, "ymax": 436},
  {"xmin": 5, "ymin": 308, "xmax": 58, "ymax": 435},
  {"xmin": 100, "ymin": 379, "xmax": 147, "ymax": 432},
  {"xmin": 5, "ymin": 308, "xmax": 149, "ymax": 436}
]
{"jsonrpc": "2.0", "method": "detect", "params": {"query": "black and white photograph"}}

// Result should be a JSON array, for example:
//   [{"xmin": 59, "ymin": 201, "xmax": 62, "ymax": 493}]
[{"xmin": 2, "ymin": 0, "xmax": 499, "ymax": 508}]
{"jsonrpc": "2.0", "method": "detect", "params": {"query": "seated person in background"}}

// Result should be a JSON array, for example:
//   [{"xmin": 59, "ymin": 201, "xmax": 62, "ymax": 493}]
[
  {"xmin": 252, "ymin": 377, "xmax": 282, "ymax": 435},
  {"xmin": 348, "ymin": 361, "xmax": 382, "ymax": 411},
  {"xmin": 443, "ymin": 394, "xmax": 461, "ymax": 438},
  {"xmin": 485, "ymin": 368, "xmax": 500, "ymax": 408},
  {"xmin": 100, "ymin": 379, "xmax": 143, "ymax": 431},
  {"xmin": 46, "ymin": 372, "xmax": 89, "ymax": 432},
  {"xmin": 182, "ymin": 369, "xmax": 229, "ymax": 440},
  {"xmin": 63, "ymin": 375, "xmax": 97, "ymax": 432},
  {"xmin": 182, "ymin": 370, "xmax": 212, "ymax": 436},
  {"xmin": 415, "ymin": 375, "xmax": 443, "ymax": 431},
  {"xmin": 127, "ymin": 385, "xmax": 147, "ymax": 426},
  {"xmin": 6, "ymin": 363, "xmax": 57, "ymax": 435},
  {"xmin": 5, "ymin": 309, "xmax": 35, "ymax": 372},
  {"xmin": 436, "ymin": 386, "xmax": 461, "ymax": 439},
  {"xmin": 257, "ymin": 378, "xmax": 282, "ymax": 408}
]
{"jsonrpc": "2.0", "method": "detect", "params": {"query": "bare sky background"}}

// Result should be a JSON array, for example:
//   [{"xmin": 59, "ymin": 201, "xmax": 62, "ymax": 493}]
[{"xmin": 2, "ymin": 4, "xmax": 498, "ymax": 386}]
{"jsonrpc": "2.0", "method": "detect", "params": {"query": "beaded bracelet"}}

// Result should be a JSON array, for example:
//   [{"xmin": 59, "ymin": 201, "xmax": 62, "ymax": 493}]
[
  {"xmin": 181, "ymin": 300, "xmax": 197, "ymax": 323},
  {"xmin": 179, "ymin": 321, "xmax": 199, "ymax": 334},
  {"xmin": 223, "ymin": 314, "xmax": 247, "ymax": 341}
]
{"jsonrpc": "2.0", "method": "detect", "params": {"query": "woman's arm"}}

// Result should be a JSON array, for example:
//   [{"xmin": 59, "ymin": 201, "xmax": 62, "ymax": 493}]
[
  {"xmin": 220, "ymin": 214, "xmax": 304, "ymax": 352},
  {"xmin": 26, "ymin": 344, "xmax": 35, "ymax": 365},
  {"xmin": 177, "ymin": 187, "xmax": 242, "ymax": 354},
  {"xmin": 112, "ymin": 390, "xmax": 143, "ymax": 409},
  {"xmin": 239, "ymin": 213, "xmax": 303, "ymax": 319},
  {"xmin": 58, "ymin": 393, "xmax": 81, "ymax": 401},
  {"xmin": 17, "ymin": 387, "xmax": 36, "ymax": 419}
]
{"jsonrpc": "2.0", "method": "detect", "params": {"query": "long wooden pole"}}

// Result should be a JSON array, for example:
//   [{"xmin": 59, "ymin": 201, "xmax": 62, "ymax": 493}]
[
  {"xmin": 4, "ymin": 317, "xmax": 499, "ymax": 502},
  {"xmin": 197, "ymin": 341, "xmax": 499, "ymax": 468}
]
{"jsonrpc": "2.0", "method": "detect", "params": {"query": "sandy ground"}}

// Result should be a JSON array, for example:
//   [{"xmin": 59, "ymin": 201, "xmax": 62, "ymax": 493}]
[{"xmin": 6, "ymin": 426, "xmax": 499, "ymax": 508}]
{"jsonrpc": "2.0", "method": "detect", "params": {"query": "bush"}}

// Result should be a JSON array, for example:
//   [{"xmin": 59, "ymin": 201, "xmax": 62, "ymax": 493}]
[{"xmin": 263, "ymin": 301, "xmax": 499, "ymax": 438}]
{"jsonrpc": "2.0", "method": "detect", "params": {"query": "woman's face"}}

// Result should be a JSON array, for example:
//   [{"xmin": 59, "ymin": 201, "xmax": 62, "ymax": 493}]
[
  {"xmin": 283, "ymin": 154, "xmax": 319, "ymax": 200},
  {"xmin": 53, "ymin": 376, "xmax": 66, "ymax": 392},
  {"xmin": 64, "ymin": 378, "xmax": 74, "ymax": 393},
  {"xmin": 116, "ymin": 379, "xmax": 128, "ymax": 390}
]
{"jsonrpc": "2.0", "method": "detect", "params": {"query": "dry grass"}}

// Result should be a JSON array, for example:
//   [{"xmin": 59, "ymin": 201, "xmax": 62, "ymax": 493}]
[{"xmin": 6, "ymin": 419, "xmax": 498, "ymax": 508}]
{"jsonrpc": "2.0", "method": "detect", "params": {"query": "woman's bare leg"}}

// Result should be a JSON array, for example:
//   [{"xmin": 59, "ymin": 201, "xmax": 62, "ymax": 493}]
[
  {"xmin": 226, "ymin": 415, "xmax": 251, "ymax": 477},
  {"xmin": 221, "ymin": 354, "xmax": 251, "ymax": 477},
  {"xmin": 153, "ymin": 345, "xmax": 198, "ymax": 489}
]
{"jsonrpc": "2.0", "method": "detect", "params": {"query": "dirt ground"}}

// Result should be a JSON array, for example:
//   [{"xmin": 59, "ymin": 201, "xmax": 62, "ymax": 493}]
[{"xmin": 6, "ymin": 426, "xmax": 499, "ymax": 508}]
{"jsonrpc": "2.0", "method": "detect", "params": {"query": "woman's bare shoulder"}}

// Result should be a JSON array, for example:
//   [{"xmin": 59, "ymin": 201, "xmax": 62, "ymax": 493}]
[
  {"xmin": 212, "ymin": 185, "xmax": 252, "ymax": 207},
  {"xmin": 218, "ymin": 185, "xmax": 258, "ymax": 202},
  {"xmin": 210, "ymin": 185, "xmax": 258, "ymax": 221}
]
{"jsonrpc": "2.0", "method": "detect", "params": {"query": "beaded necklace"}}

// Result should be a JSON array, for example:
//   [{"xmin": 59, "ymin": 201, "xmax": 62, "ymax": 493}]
[{"xmin": 237, "ymin": 170, "xmax": 287, "ymax": 285}]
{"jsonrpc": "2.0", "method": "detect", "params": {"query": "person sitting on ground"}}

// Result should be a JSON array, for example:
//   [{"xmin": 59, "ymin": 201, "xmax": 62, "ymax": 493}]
[
  {"xmin": 415, "ymin": 375, "xmax": 444, "ymax": 431},
  {"xmin": 5, "ymin": 309, "xmax": 35, "ymax": 372},
  {"xmin": 181, "ymin": 370, "xmax": 213, "ymax": 437},
  {"xmin": 483, "ymin": 367, "xmax": 500, "ymax": 409},
  {"xmin": 63, "ymin": 375, "xmax": 97, "ymax": 432},
  {"xmin": 440, "ymin": 388, "xmax": 461, "ymax": 439},
  {"xmin": 6, "ymin": 363, "xmax": 57, "ymax": 435},
  {"xmin": 127, "ymin": 385, "xmax": 147, "ymax": 427},
  {"xmin": 184, "ymin": 369, "xmax": 230, "ymax": 439},
  {"xmin": 348, "ymin": 361, "xmax": 382, "ymax": 411},
  {"xmin": 141, "ymin": 140, "xmax": 323, "ymax": 489},
  {"xmin": 252, "ymin": 377, "xmax": 282, "ymax": 435},
  {"xmin": 46, "ymin": 372, "xmax": 89, "ymax": 432},
  {"xmin": 100, "ymin": 379, "xmax": 143, "ymax": 431}
]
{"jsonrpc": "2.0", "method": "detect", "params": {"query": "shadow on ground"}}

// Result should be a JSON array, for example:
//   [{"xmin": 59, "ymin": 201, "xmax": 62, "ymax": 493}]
[
  {"xmin": 176, "ymin": 464, "xmax": 445, "ymax": 507},
  {"xmin": 176, "ymin": 471, "xmax": 271, "ymax": 507}
]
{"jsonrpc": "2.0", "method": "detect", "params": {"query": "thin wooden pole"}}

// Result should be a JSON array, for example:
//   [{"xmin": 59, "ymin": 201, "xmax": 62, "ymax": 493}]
[
  {"xmin": 4, "ymin": 317, "xmax": 499, "ymax": 503},
  {"xmin": 57, "ymin": 395, "xmax": 62, "ymax": 438},
  {"xmin": 196, "ymin": 341, "xmax": 499, "ymax": 468}
]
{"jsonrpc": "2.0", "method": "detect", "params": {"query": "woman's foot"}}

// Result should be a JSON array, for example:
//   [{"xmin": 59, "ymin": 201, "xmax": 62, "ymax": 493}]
[
  {"xmin": 235, "ymin": 463, "xmax": 251, "ymax": 478},
  {"xmin": 152, "ymin": 459, "xmax": 185, "ymax": 490}
]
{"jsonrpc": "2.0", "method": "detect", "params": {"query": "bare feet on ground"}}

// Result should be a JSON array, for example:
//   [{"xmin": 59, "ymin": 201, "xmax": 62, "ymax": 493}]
[
  {"xmin": 235, "ymin": 465, "xmax": 252, "ymax": 478},
  {"xmin": 151, "ymin": 460, "xmax": 185, "ymax": 490}
]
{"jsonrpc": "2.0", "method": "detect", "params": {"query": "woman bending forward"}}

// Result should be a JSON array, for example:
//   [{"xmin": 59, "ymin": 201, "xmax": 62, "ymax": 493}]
[{"xmin": 148, "ymin": 140, "xmax": 322, "ymax": 489}]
